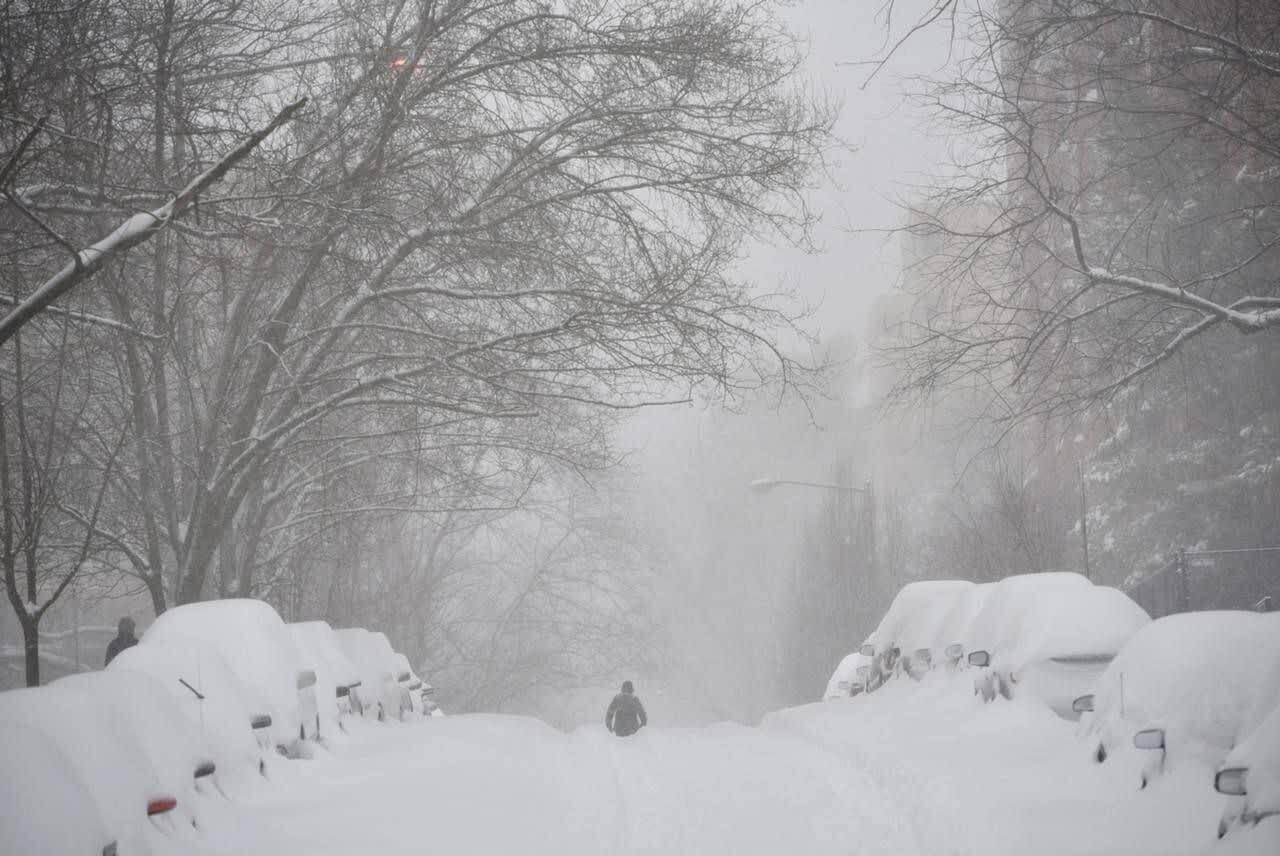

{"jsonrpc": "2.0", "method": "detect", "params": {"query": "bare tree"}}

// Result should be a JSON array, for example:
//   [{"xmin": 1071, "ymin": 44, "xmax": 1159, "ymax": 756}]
[
  {"xmin": 884, "ymin": 0, "xmax": 1280, "ymax": 425},
  {"xmin": 0, "ymin": 324, "xmax": 124, "ymax": 684}
]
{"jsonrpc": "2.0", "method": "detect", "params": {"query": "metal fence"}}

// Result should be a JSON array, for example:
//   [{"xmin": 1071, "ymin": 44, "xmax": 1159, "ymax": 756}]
[{"xmin": 1124, "ymin": 546, "xmax": 1280, "ymax": 618}]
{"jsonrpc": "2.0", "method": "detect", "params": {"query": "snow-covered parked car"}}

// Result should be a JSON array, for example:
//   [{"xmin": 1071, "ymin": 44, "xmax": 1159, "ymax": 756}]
[
  {"xmin": 393, "ymin": 651, "xmax": 427, "ymax": 716},
  {"xmin": 966, "ymin": 581, "xmax": 1149, "ymax": 719},
  {"xmin": 420, "ymin": 681, "xmax": 444, "ymax": 716},
  {"xmin": 53, "ymin": 670, "xmax": 216, "ymax": 829},
  {"xmin": 1085, "ymin": 610, "xmax": 1280, "ymax": 789},
  {"xmin": 335, "ymin": 627, "xmax": 404, "ymax": 721},
  {"xmin": 964, "ymin": 572, "xmax": 1093, "ymax": 660},
  {"xmin": 107, "ymin": 642, "xmax": 269, "ymax": 783},
  {"xmin": 930, "ymin": 582, "xmax": 994, "ymax": 669},
  {"xmin": 142, "ymin": 599, "xmax": 319, "ymax": 752},
  {"xmin": 0, "ymin": 683, "xmax": 187, "ymax": 856},
  {"xmin": 1216, "ymin": 654, "xmax": 1280, "ymax": 838},
  {"xmin": 867, "ymin": 580, "xmax": 974, "ymax": 684},
  {"xmin": 892, "ymin": 580, "xmax": 974, "ymax": 678},
  {"xmin": 289, "ymin": 620, "xmax": 363, "ymax": 735},
  {"xmin": 824, "ymin": 650, "xmax": 873, "ymax": 700},
  {"xmin": 0, "ymin": 720, "xmax": 120, "ymax": 856}
]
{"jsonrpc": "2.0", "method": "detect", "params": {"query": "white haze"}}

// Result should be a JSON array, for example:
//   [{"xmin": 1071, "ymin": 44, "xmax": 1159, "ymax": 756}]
[{"xmin": 609, "ymin": 1, "xmax": 957, "ymax": 725}]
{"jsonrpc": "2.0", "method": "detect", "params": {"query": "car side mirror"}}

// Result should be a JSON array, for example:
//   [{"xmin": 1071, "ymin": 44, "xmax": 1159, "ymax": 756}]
[
  {"xmin": 1072, "ymin": 694, "xmax": 1094, "ymax": 714},
  {"xmin": 859, "ymin": 644, "xmax": 875, "ymax": 657},
  {"xmin": 296, "ymin": 669, "xmax": 317, "ymax": 690},
  {"xmin": 1133, "ymin": 728, "xmax": 1165, "ymax": 750},
  {"xmin": 194, "ymin": 760, "xmax": 217, "ymax": 779},
  {"xmin": 913, "ymin": 648, "xmax": 932, "ymax": 664},
  {"xmin": 397, "ymin": 670, "xmax": 411, "ymax": 682},
  {"xmin": 251, "ymin": 713, "xmax": 273, "ymax": 730},
  {"xmin": 855, "ymin": 665, "xmax": 870, "ymax": 681},
  {"xmin": 944, "ymin": 643, "xmax": 963, "ymax": 660},
  {"xmin": 1214, "ymin": 767, "xmax": 1248, "ymax": 796},
  {"xmin": 968, "ymin": 650, "xmax": 990, "ymax": 668},
  {"xmin": 336, "ymin": 684, "xmax": 350, "ymax": 698}
]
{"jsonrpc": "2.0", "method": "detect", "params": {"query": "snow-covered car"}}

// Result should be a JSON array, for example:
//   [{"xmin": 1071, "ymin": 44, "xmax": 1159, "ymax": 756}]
[
  {"xmin": 868, "ymin": 580, "xmax": 974, "ymax": 684},
  {"xmin": 966, "ymin": 582, "xmax": 1149, "ymax": 719},
  {"xmin": 108, "ymin": 642, "xmax": 267, "ymax": 784},
  {"xmin": 892, "ymin": 580, "xmax": 974, "ymax": 678},
  {"xmin": 930, "ymin": 582, "xmax": 994, "ymax": 669},
  {"xmin": 964, "ymin": 572, "xmax": 1093, "ymax": 657},
  {"xmin": 53, "ymin": 670, "xmax": 216, "ymax": 828},
  {"xmin": 1216, "ymin": 655, "xmax": 1280, "ymax": 838},
  {"xmin": 1085, "ymin": 610, "xmax": 1280, "ymax": 789},
  {"xmin": 420, "ymin": 681, "xmax": 444, "ymax": 716},
  {"xmin": 289, "ymin": 620, "xmax": 363, "ymax": 735},
  {"xmin": 335, "ymin": 627, "xmax": 404, "ymax": 721},
  {"xmin": 824, "ymin": 650, "xmax": 872, "ymax": 700},
  {"xmin": 393, "ymin": 651, "xmax": 427, "ymax": 716},
  {"xmin": 0, "ymin": 720, "xmax": 121, "ymax": 856},
  {"xmin": 0, "ymin": 683, "xmax": 186, "ymax": 856},
  {"xmin": 142, "ymin": 599, "xmax": 319, "ymax": 752}
]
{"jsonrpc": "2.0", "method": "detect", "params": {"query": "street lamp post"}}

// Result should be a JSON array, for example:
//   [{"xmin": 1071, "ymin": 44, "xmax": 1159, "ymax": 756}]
[{"xmin": 749, "ymin": 474, "xmax": 876, "ymax": 579}]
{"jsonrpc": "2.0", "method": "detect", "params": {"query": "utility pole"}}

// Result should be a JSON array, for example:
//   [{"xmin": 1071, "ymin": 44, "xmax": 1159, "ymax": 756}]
[
  {"xmin": 1177, "ymin": 548, "xmax": 1190, "ymax": 613},
  {"xmin": 1078, "ymin": 461, "xmax": 1091, "ymax": 581}
]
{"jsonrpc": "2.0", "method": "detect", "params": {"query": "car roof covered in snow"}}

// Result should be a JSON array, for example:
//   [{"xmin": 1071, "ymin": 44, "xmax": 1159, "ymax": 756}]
[
  {"xmin": 874, "ymin": 580, "xmax": 975, "ymax": 652},
  {"xmin": 897, "ymin": 581, "xmax": 975, "ymax": 653},
  {"xmin": 142, "ymin": 598, "xmax": 306, "ymax": 744},
  {"xmin": 289, "ymin": 621, "xmax": 361, "ymax": 688},
  {"xmin": 966, "ymin": 572, "xmax": 1094, "ymax": 656},
  {"xmin": 931, "ymin": 582, "xmax": 995, "ymax": 652},
  {"xmin": 992, "ymin": 584, "xmax": 1149, "ymax": 669},
  {"xmin": 1089, "ymin": 610, "xmax": 1280, "ymax": 761}
]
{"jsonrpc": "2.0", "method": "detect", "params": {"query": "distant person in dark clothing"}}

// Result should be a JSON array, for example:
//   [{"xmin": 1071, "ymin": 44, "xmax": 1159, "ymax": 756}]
[
  {"xmin": 605, "ymin": 680, "xmax": 647, "ymax": 736},
  {"xmin": 104, "ymin": 617, "xmax": 138, "ymax": 667}
]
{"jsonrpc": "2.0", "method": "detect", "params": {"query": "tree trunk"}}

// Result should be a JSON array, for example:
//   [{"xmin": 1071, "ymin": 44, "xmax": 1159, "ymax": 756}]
[
  {"xmin": 145, "ymin": 573, "xmax": 167, "ymax": 616},
  {"xmin": 21, "ymin": 613, "xmax": 39, "ymax": 686}
]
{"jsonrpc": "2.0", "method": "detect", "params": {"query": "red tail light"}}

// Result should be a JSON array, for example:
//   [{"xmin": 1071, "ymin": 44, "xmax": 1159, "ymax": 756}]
[{"xmin": 147, "ymin": 797, "xmax": 178, "ymax": 816}]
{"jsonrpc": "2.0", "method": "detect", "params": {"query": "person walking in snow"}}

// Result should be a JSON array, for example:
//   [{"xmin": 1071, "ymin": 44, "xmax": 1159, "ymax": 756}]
[
  {"xmin": 104, "ymin": 617, "xmax": 138, "ymax": 667},
  {"xmin": 605, "ymin": 680, "xmax": 647, "ymax": 737}
]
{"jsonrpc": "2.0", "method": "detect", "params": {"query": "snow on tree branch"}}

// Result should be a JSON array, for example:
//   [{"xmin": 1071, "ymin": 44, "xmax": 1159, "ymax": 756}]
[{"xmin": 0, "ymin": 98, "xmax": 306, "ymax": 347}]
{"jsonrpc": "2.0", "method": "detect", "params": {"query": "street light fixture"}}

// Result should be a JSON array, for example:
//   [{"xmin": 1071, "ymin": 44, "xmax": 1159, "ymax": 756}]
[{"xmin": 749, "ymin": 477, "xmax": 869, "ymax": 494}]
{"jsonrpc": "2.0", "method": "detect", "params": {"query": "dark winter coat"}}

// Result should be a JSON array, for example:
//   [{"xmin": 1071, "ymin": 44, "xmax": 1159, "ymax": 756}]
[
  {"xmin": 605, "ymin": 692, "xmax": 647, "ymax": 736},
  {"xmin": 103, "ymin": 633, "xmax": 137, "ymax": 667}
]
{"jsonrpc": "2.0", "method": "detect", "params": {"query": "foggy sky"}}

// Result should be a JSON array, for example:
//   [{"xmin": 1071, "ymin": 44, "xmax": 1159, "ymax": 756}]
[{"xmin": 618, "ymin": 1, "xmax": 955, "ymax": 723}]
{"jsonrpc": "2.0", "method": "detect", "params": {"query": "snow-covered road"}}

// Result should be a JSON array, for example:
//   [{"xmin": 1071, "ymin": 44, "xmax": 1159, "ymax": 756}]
[
  {"xmin": 195, "ymin": 678, "xmax": 1280, "ymax": 856},
  {"xmin": 204, "ymin": 713, "xmax": 920, "ymax": 856}
]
